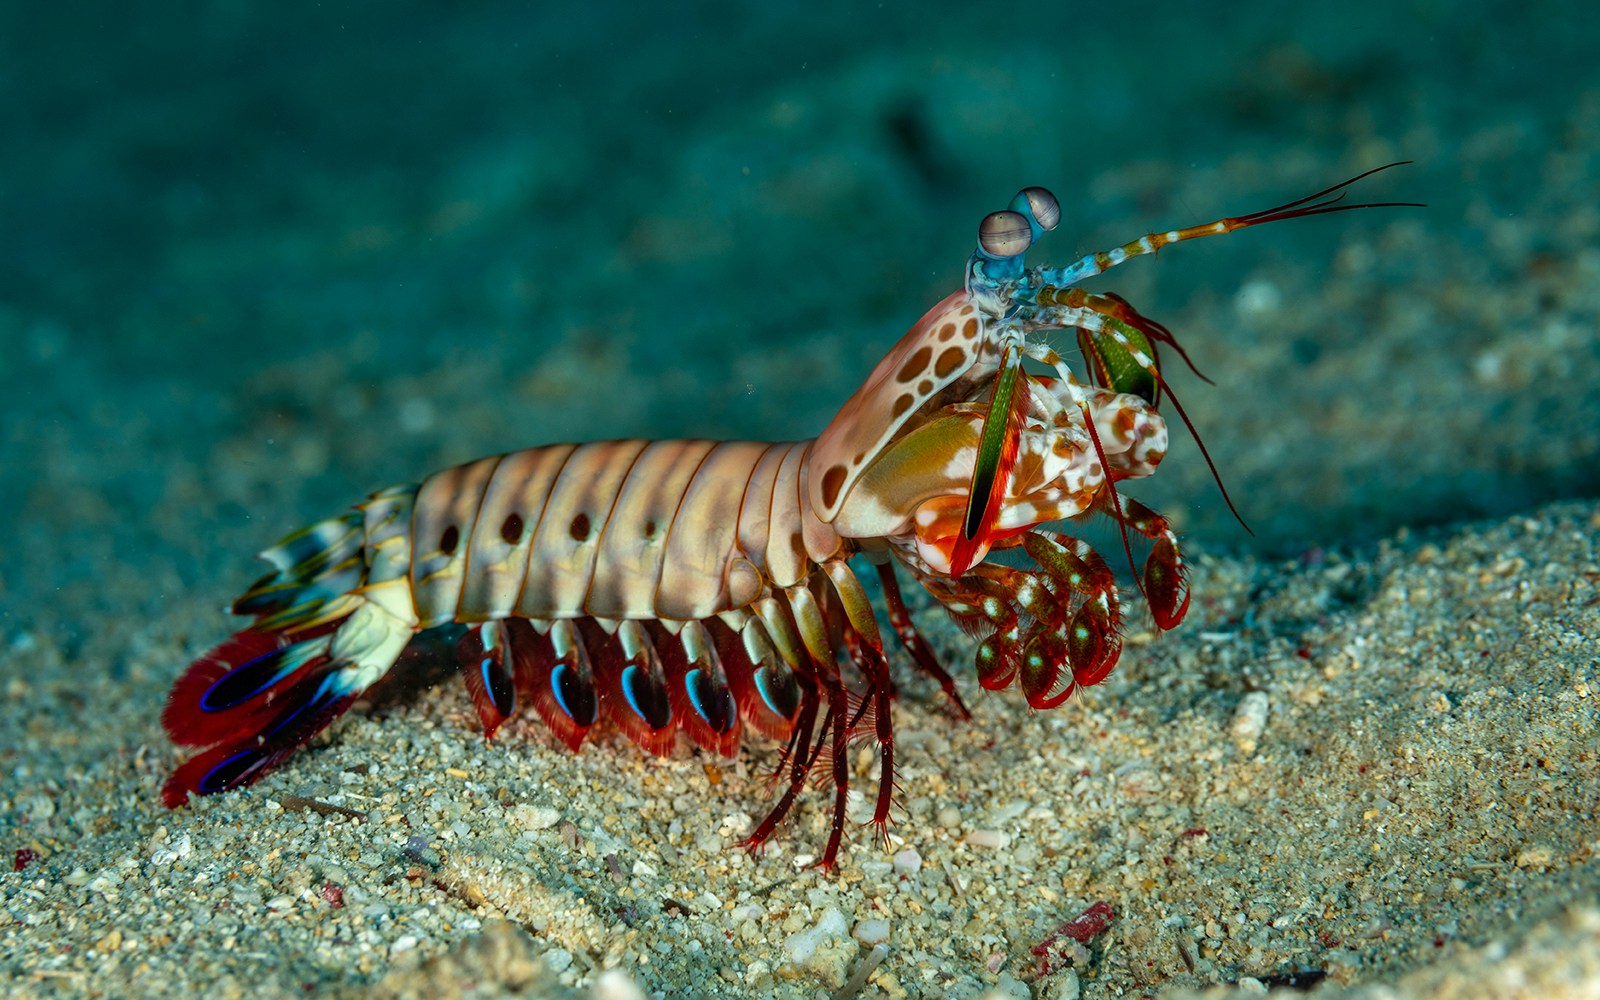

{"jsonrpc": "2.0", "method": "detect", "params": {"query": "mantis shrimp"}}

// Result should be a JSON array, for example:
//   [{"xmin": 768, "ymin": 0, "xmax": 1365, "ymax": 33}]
[{"xmin": 162, "ymin": 163, "xmax": 1413, "ymax": 868}]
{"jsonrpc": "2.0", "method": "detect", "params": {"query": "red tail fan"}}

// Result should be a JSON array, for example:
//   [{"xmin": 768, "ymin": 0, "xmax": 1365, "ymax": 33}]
[{"xmin": 161, "ymin": 623, "xmax": 357, "ymax": 807}]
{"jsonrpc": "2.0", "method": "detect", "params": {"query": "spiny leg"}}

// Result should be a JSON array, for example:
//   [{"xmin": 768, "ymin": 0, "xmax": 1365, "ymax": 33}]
[
  {"xmin": 736, "ymin": 589, "xmax": 855, "ymax": 868},
  {"xmin": 821, "ymin": 560, "xmax": 905, "ymax": 841},
  {"xmin": 837, "ymin": 622, "xmax": 899, "ymax": 846},
  {"xmin": 736, "ymin": 595, "xmax": 812, "ymax": 790},
  {"xmin": 789, "ymin": 578, "xmax": 870, "ymax": 870},
  {"xmin": 735, "ymin": 600, "xmax": 815, "ymax": 824},
  {"xmin": 738, "ymin": 642, "xmax": 851, "ymax": 865},
  {"xmin": 736, "ymin": 668, "xmax": 822, "ymax": 854},
  {"xmin": 874, "ymin": 561, "xmax": 970, "ymax": 719},
  {"xmin": 818, "ymin": 671, "xmax": 852, "ymax": 869}
]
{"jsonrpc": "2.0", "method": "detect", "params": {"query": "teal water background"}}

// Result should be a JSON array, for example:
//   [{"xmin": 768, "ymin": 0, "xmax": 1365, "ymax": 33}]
[{"xmin": 4, "ymin": 0, "xmax": 1597, "ymax": 630}]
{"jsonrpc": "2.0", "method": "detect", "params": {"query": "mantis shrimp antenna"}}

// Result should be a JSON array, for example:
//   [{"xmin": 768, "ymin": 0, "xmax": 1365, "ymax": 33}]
[{"xmin": 1039, "ymin": 161, "xmax": 1422, "ymax": 288}]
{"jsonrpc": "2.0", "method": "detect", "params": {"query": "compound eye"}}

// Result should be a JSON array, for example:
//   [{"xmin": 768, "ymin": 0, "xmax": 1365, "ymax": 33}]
[
  {"xmin": 1020, "ymin": 187, "xmax": 1060, "ymax": 231},
  {"xmin": 979, "ymin": 210, "xmax": 1032, "ymax": 257}
]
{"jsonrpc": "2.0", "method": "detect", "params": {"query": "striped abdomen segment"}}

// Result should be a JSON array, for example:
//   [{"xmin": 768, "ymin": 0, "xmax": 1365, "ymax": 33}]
[{"xmin": 407, "ymin": 439, "xmax": 841, "ymax": 628}]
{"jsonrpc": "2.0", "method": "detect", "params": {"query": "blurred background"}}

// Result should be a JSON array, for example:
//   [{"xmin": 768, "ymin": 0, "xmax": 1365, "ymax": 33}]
[{"xmin": 3, "ymin": 0, "xmax": 1597, "ymax": 642}]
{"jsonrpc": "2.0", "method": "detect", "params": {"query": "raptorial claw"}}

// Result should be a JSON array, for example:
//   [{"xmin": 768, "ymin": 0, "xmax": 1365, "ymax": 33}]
[{"xmin": 951, "ymin": 343, "xmax": 1026, "ymax": 578}]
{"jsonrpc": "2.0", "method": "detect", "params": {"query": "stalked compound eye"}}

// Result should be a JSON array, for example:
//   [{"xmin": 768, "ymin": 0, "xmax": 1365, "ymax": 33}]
[
  {"xmin": 978, "ymin": 210, "xmax": 1032, "ymax": 257},
  {"xmin": 1020, "ymin": 187, "xmax": 1060, "ymax": 231}
]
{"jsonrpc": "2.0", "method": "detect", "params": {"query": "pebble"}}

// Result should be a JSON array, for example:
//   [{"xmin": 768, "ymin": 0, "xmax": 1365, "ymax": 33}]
[
  {"xmin": 85, "ymin": 868, "xmax": 122, "ymax": 894},
  {"xmin": 511, "ymin": 803, "xmax": 562, "ymax": 831},
  {"xmin": 782, "ymin": 907, "xmax": 848, "ymax": 963},
  {"xmin": 594, "ymin": 971, "xmax": 647, "ymax": 1000},
  {"xmin": 544, "ymin": 946, "xmax": 573, "ymax": 973},
  {"xmin": 1229, "ymin": 691, "xmax": 1270, "ymax": 754},
  {"xmin": 1044, "ymin": 969, "xmax": 1081, "ymax": 1000},
  {"xmin": 852, "ymin": 918, "xmax": 890, "ymax": 944},
  {"xmin": 151, "ymin": 834, "xmax": 193, "ymax": 866},
  {"xmin": 964, "ymin": 829, "xmax": 1010, "ymax": 850}
]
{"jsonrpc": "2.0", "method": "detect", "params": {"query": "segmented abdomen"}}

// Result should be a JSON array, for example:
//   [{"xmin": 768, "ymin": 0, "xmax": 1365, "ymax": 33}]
[{"xmin": 404, "ymin": 439, "xmax": 839, "ymax": 628}]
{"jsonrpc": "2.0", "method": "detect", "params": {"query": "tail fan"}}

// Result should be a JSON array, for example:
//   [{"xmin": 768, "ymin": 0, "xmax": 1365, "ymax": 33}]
[
  {"xmin": 230, "ymin": 513, "xmax": 367, "ymax": 631},
  {"xmin": 162, "ymin": 623, "xmax": 362, "ymax": 807}
]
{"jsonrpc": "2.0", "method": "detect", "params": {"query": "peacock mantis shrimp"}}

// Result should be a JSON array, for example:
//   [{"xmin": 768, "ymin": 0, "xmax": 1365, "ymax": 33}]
[{"xmin": 162, "ymin": 163, "xmax": 1414, "ymax": 868}]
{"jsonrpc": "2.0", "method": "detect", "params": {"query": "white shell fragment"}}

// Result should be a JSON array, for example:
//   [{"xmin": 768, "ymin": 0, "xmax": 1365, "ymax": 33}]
[{"xmin": 1229, "ymin": 691, "xmax": 1270, "ymax": 754}]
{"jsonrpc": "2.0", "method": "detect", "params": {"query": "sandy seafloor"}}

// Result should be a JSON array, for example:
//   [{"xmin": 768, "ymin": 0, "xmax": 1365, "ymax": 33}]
[{"xmin": 3, "ymin": 1, "xmax": 1599, "ymax": 997}]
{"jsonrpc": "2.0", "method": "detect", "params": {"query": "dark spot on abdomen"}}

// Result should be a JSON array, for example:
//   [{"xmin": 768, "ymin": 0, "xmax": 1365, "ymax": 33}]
[{"xmin": 500, "ymin": 513, "xmax": 524, "ymax": 545}]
